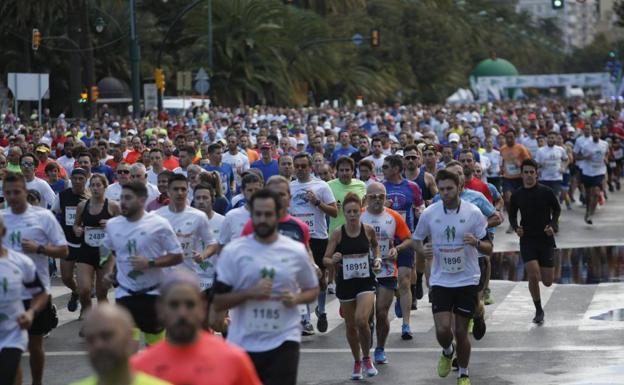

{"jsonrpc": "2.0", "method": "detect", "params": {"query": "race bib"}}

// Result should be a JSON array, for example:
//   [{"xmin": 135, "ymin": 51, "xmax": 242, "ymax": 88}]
[
  {"xmin": 178, "ymin": 234, "xmax": 194, "ymax": 260},
  {"xmin": 244, "ymin": 300, "xmax": 285, "ymax": 332},
  {"xmin": 84, "ymin": 227, "xmax": 106, "ymax": 247},
  {"xmin": 437, "ymin": 246, "xmax": 465, "ymax": 273},
  {"xmin": 295, "ymin": 213, "xmax": 315, "ymax": 232},
  {"xmin": 505, "ymin": 163, "xmax": 519, "ymax": 175},
  {"xmin": 342, "ymin": 253, "xmax": 370, "ymax": 280},
  {"xmin": 378, "ymin": 239, "xmax": 391, "ymax": 257},
  {"xmin": 199, "ymin": 276, "xmax": 214, "ymax": 290},
  {"xmin": 65, "ymin": 207, "xmax": 77, "ymax": 226}
]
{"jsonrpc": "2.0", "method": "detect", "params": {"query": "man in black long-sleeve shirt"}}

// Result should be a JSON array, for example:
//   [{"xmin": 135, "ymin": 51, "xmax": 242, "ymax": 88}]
[{"xmin": 509, "ymin": 159, "xmax": 561, "ymax": 324}]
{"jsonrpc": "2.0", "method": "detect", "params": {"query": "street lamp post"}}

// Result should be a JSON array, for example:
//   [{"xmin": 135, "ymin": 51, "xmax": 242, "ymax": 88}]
[{"xmin": 129, "ymin": 0, "xmax": 141, "ymax": 119}]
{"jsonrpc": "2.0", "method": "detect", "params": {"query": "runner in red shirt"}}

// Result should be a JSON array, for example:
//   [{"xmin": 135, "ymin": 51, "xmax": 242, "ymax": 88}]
[
  {"xmin": 131, "ymin": 271, "xmax": 262, "ymax": 385},
  {"xmin": 459, "ymin": 150, "xmax": 493, "ymax": 203}
]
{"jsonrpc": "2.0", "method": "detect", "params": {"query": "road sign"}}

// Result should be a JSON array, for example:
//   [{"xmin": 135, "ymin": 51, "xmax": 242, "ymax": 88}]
[
  {"xmin": 352, "ymin": 33, "xmax": 363, "ymax": 46},
  {"xmin": 194, "ymin": 67, "xmax": 210, "ymax": 95},
  {"xmin": 144, "ymin": 83, "xmax": 158, "ymax": 111},
  {"xmin": 177, "ymin": 71, "xmax": 192, "ymax": 91},
  {"xmin": 7, "ymin": 72, "xmax": 49, "ymax": 124}
]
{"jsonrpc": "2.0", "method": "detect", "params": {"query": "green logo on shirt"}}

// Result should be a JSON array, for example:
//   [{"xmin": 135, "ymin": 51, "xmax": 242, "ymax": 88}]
[
  {"xmin": 9, "ymin": 231, "xmax": 21, "ymax": 248},
  {"xmin": 261, "ymin": 267, "xmax": 275, "ymax": 279},
  {"xmin": 198, "ymin": 260, "xmax": 212, "ymax": 271},
  {"xmin": 444, "ymin": 226, "xmax": 456, "ymax": 242},
  {"xmin": 127, "ymin": 269, "xmax": 143, "ymax": 280},
  {"xmin": 126, "ymin": 239, "xmax": 137, "ymax": 256},
  {"xmin": 2, "ymin": 277, "xmax": 7, "ymax": 295}
]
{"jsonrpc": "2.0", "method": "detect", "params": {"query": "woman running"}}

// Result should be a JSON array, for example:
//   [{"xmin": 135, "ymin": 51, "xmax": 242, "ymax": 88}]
[
  {"xmin": 323, "ymin": 192, "xmax": 381, "ymax": 380},
  {"xmin": 73, "ymin": 174, "xmax": 120, "ymax": 314}
]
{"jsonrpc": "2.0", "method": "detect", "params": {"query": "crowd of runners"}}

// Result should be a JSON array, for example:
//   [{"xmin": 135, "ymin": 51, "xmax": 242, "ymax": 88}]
[{"xmin": 0, "ymin": 98, "xmax": 621, "ymax": 385}]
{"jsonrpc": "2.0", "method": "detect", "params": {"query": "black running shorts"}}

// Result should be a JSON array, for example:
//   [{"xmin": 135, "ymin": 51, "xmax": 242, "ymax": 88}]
[{"xmin": 430, "ymin": 285, "xmax": 479, "ymax": 318}]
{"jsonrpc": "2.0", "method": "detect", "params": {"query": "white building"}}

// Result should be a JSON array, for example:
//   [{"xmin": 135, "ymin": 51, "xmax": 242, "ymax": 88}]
[{"xmin": 515, "ymin": 0, "xmax": 601, "ymax": 50}]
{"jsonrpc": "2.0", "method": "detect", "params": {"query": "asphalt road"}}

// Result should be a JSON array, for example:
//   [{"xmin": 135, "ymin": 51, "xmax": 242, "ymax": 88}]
[{"xmin": 20, "ymin": 190, "xmax": 624, "ymax": 385}]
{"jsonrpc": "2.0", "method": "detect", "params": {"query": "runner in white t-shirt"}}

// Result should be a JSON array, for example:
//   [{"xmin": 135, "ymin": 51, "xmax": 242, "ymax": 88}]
[
  {"xmin": 213, "ymin": 188, "xmax": 319, "ymax": 385},
  {"xmin": 535, "ymin": 132, "xmax": 569, "ymax": 199},
  {"xmin": 362, "ymin": 137, "xmax": 387, "ymax": 181},
  {"xmin": 0, "ymin": 215, "xmax": 48, "ymax": 385},
  {"xmin": 1, "ymin": 171, "xmax": 69, "ymax": 385},
  {"xmin": 104, "ymin": 162, "xmax": 132, "ymax": 201},
  {"xmin": 575, "ymin": 127, "xmax": 609, "ymax": 224},
  {"xmin": 218, "ymin": 173, "xmax": 263, "ymax": 247},
  {"xmin": 155, "ymin": 174, "xmax": 218, "ymax": 291},
  {"xmin": 289, "ymin": 153, "xmax": 337, "ymax": 335},
  {"xmin": 412, "ymin": 169, "xmax": 491, "ymax": 385},
  {"xmin": 102, "ymin": 181, "xmax": 183, "ymax": 348}
]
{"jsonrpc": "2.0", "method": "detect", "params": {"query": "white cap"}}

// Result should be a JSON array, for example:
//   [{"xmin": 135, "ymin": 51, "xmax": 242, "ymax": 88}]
[{"xmin": 448, "ymin": 133, "xmax": 460, "ymax": 143}]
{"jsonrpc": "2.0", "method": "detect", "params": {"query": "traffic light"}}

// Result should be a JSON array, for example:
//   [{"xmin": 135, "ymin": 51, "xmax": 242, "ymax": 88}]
[
  {"xmin": 154, "ymin": 68, "xmax": 165, "ymax": 92},
  {"xmin": 370, "ymin": 28, "xmax": 380, "ymax": 48},
  {"xmin": 551, "ymin": 0, "xmax": 564, "ymax": 9},
  {"xmin": 79, "ymin": 89, "xmax": 88, "ymax": 104},
  {"xmin": 90, "ymin": 86, "xmax": 99, "ymax": 102},
  {"xmin": 32, "ymin": 29, "xmax": 41, "ymax": 51}
]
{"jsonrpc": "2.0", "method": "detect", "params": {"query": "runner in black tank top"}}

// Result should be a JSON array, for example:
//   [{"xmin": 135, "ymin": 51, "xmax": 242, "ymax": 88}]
[
  {"xmin": 73, "ymin": 174, "xmax": 120, "ymax": 314},
  {"xmin": 80, "ymin": 199, "xmax": 113, "ymax": 267},
  {"xmin": 323, "ymin": 193, "xmax": 381, "ymax": 380},
  {"xmin": 334, "ymin": 224, "xmax": 377, "ymax": 301}
]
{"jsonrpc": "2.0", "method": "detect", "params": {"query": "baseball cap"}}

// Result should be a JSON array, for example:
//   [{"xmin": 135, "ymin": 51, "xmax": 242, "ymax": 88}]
[
  {"xmin": 35, "ymin": 144, "xmax": 50, "ymax": 153},
  {"xmin": 71, "ymin": 168, "xmax": 88, "ymax": 177},
  {"xmin": 448, "ymin": 133, "xmax": 460, "ymax": 143}
]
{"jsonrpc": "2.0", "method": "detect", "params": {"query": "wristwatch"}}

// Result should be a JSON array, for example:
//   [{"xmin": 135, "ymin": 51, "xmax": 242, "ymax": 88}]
[
  {"xmin": 36, "ymin": 245, "xmax": 45, "ymax": 255},
  {"xmin": 148, "ymin": 260, "xmax": 156, "ymax": 268}
]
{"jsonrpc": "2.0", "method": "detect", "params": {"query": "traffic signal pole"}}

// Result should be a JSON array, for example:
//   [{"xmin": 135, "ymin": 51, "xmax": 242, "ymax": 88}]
[{"xmin": 129, "ymin": 0, "xmax": 141, "ymax": 119}]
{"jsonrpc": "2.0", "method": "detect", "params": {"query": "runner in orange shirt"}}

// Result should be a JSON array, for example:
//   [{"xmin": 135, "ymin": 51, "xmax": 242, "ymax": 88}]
[
  {"xmin": 500, "ymin": 130, "xmax": 530, "ymax": 233},
  {"xmin": 131, "ymin": 271, "xmax": 262, "ymax": 385}
]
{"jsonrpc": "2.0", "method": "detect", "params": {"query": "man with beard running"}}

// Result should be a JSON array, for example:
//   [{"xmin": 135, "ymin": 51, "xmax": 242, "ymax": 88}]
[
  {"xmin": 70, "ymin": 304, "xmax": 171, "ymax": 385},
  {"xmin": 360, "ymin": 182, "xmax": 412, "ymax": 364},
  {"xmin": 102, "ymin": 182, "xmax": 184, "ymax": 348},
  {"xmin": 131, "ymin": 271, "xmax": 263, "ymax": 385},
  {"xmin": 413, "ymin": 169, "xmax": 492, "ymax": 385},
  {"xmin": 1, "ymin": 172, "xmax": 69, "ymax": 385},
  {"xmin": 213, "ymin": 189, "xmax": 319, "ymax": 385}
]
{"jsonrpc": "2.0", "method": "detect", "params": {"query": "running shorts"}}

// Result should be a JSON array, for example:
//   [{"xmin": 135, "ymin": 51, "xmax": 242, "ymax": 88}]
[
  {"xmin": 397, "ymin": 247, "xmax": 415, "ymax": 269},
  {"xmin": 376, "ymin": 277, "xmax": 398, "ymax": 291},
  {"xmin": 336, "ymin": 277, "xmax": 377, "ymax": 302},
  {"xmin": 581, "ymin": 174, "xmax": 604, "ymax": 188},
  {"xmin": 502, "ymin": 178, "xmax": 522, "ymax": 193},
  {"xmin": 22, "ymin": 295, "xmax": 56, "ymax": 336},
  {"xmin": 520, "ymin": 238, "xmax": 555, "ymax": 268},
  {"xmin": 116, "ymin": 294, "xmax": 163, "ymax": 334},
  {"xmin": 248, "ymin": 341, "xmax": 300, "ymax": 385},
  {"xmin": 310, "ymin": 238, "xmax": 328, "ymax": 271},
  {"xmin": 430, "ymin": 285, "xmax": 479, "ymax": 318}
]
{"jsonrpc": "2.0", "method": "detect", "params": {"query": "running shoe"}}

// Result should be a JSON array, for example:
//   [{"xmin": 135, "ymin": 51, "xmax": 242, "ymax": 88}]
[
  {"xmin": 374, "ymin": 347, "xmax": 387, "ymax": 364},
  {"xmin": 301, "ymin": 321, "xmax": 315, "ymax": 336},
  {"xmin": 67, "ymin": 292, "xmax": 79, "ymax": 312},
  {"xmin": 532, "ymin": 310, "xmax": 545, "ymax": 324},
  {"xmin": 362, "ymin": 356, "xmax": 378, "ymax": 377},
  {"xmin": 315, "ymin": 306, "xmax": 328, "ymax": 333},
  {"xmin": 394, "ymin": 298, "xmax": 402, "ymax": 318},
  {"xmin": 327, "ymin": 282, "xmax": 336, "ymax": 294},
  {"xmin": 351, "ymin": 361, "xmax": 363, "ymax": 380},
  {"xmin": 401, "ymin": 324, "xmax": 413, "ymax": 340},
  {"xmin": 457, "ymin": 375, "xmax": 471, "ymax": 385},
  {"xmin": 483, "ymin": 288, "xmax": 494, "ymax": 305},
  {"xmin": 437, "ymin": 347, "xmax": 454, "ymax": 377},
  {"xmin": 473, "ymin": 316, "xmax": 486, "ymax": 340},
  {"xmin": 467, "ymin": 318, "xmax": 474, "ymax": 334}
]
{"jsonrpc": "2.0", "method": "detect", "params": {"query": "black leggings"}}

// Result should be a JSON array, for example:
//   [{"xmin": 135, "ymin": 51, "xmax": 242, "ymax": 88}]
[
  {"xmin": 0, "ymin": 347, "xmax": 22, "ymax": 385},
  {"xmin": 248, "ymin": 341, "xmax": 300, "ymax": 385}
]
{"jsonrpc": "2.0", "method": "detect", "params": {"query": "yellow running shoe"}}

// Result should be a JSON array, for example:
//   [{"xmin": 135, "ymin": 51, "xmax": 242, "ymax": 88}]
[
  {"xmin": 468, "ymin": 318, "xmax": 474, "ymax": 334},
  {"xmin": 457, "ymin": 375, "xmax": 471, "ymax": 385},
  {"xmin": 437, "ymin": 350, "xmax": 453, "ymax": 377}
]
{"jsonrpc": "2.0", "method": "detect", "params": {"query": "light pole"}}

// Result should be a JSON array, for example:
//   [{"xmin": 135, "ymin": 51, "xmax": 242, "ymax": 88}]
[
  {"xmin": 208, "ymin": 0, "xmax": 213, "ymax": 70},
  {"xmin": 129, "ymin": 0, "xmax": 141, "ymax": 119}
]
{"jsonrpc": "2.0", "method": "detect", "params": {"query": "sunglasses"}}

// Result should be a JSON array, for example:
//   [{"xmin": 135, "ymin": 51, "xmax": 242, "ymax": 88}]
[
  {"xmin": 117, "ymin": 169, "xmax": 130, "ymax": 174},
  {"xmin": 381, "ymin": 165, "xmax": 391, "ymax": 169},
  {"xmin": 404, "ymin": 156, "xmax": 418, "ymax": 160},
  {"xmin": 20, "ymin": 161, "xmax": 35, "ymax": 167}
]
